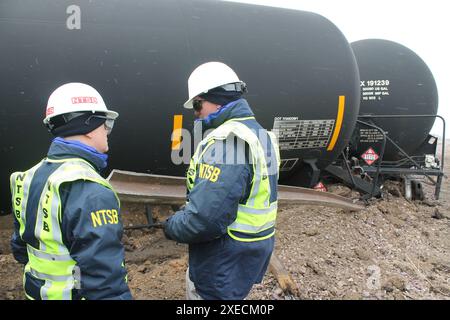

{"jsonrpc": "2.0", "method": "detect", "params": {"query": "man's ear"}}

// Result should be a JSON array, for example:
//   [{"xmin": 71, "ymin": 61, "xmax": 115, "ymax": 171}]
[{"xmin": 85, "ymin": 130, "xmax": 95, "ymax": 139}]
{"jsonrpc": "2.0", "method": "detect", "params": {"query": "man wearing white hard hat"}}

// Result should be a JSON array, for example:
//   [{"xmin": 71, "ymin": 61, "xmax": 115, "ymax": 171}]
[
  {"xmin": 165, "ymin": 62, "xmax": 280, "ymax": 299},
  {"xmin": 10, "ymin": 82, "xmax": 132, "ymax": 300}
]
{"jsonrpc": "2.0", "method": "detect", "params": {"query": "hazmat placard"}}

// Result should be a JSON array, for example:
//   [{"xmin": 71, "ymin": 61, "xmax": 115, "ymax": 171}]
[
  {"xmin": 313, "ymin": 182, "xmax": 327, "ymax": 192},
  {"xmin": 361, "ymin": 147, "xmax": 380, "ymax": 165}
]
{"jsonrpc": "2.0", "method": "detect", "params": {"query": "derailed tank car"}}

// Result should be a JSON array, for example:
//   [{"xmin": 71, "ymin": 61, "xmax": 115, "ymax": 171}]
[
  {"xmin": 325, "ymin": 39, "xmax": 443, "ymax": 199},
  {"xmin": 0, "ymin": 0, "xmax": 360, "ymax": 214}
]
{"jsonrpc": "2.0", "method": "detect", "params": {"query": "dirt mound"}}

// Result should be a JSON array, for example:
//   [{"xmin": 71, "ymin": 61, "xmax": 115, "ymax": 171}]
[
  {"xmin": 247, "ymin": 197, "xmax": 449, "ymax": 300},
  {"xmin": 123, "ymin": 228, "xmax": 187, "ymax": 300},
  {"xmin": 0, "ymin": 255, "xmax": 25, "ymax": 300},
  {"xmin": 2, "ymin": 194, "xmax": 448, "ymax": 300}
]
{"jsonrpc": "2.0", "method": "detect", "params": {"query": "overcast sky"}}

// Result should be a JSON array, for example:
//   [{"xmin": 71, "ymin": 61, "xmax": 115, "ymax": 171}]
[{"xmin": 226, "ymin": 0, "xmax": 448, "ymax": 137}]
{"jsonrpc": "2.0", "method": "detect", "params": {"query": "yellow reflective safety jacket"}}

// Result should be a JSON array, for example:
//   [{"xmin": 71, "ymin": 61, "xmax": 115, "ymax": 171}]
[{"xmin": 10, "ymin": 139, "xmax": 131, "ymax": 300}]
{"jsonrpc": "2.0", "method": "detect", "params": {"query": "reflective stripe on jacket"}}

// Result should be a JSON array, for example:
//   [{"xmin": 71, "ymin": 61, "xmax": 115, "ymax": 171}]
[
  {"xmin": 188, "ymin": 118, "xmax": 280, "ymax": 242},
  {"xmin": 11, "ymin": 158, "xmax": 118, "ymax": 300}
]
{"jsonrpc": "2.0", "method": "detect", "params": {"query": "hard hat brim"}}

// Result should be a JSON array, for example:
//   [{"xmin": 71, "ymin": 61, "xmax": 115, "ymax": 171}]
[{"xmin": 43, "ymin": 109, "xmax": 119, "ymax": 124}]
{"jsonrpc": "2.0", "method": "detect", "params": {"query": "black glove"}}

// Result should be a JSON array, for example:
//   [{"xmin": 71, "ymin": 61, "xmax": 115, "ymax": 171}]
[{"xmin": 162, "ymin": 217, "xmax": 173, "ymax": 240}]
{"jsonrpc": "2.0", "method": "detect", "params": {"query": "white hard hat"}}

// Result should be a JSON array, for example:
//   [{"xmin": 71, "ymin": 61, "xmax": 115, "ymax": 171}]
[
  {"xmin": 43, "ymin": 82, "xmax": 119, "ymax": 125},
  {"xmin": 184, "ymin": 61, "xmax": 246, "ymax": 109}
]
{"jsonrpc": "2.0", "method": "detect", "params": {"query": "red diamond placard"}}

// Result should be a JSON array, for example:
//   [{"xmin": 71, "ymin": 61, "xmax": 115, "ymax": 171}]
[
  {"xmin": 313, "ymin": 182, "xmax": 327, "ymax": 192},
  {"xmin": 361, "ymin": 147, "xmax": 379, "ymax": 165}
]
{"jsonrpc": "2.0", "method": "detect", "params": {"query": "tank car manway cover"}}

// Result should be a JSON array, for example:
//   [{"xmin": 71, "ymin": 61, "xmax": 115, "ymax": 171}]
[{"xmin": 361, "ymin": 147, "xmax": 380, "ymax": 165}]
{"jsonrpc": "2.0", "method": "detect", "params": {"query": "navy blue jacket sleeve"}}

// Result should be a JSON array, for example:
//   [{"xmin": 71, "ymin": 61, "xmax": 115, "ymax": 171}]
[
  {"xmin": 61, "ymin": 181, "xmax": 132, "ymax": 300},
  {"xmin": 10, "ymin": 217, "xmax": 28, "ymax": 265},
  {"xmin": 164, "ymin": 139, "xmax": 252, "ymax": 244}
]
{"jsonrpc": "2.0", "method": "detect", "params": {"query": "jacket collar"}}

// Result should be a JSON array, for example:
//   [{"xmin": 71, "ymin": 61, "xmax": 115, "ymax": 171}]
[
  {"xmin": 47, "ymin": 137, "xmax": 108, "ymax": 171},
  {"xmin": 196, "ymin": 98, "xmax": 255, "ymax": 130}
]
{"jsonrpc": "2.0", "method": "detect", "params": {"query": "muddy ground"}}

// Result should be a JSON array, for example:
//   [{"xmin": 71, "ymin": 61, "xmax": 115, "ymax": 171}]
[{"xmin": 1, "ymin": 141, "xmax": 449, "ymax": 300}]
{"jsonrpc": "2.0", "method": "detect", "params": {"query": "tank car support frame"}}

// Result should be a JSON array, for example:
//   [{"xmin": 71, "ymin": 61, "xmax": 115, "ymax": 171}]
[
  {"xmin": 324, "ymin": 120, "xmax": 386, "ymax": 199},
  {"xmin": 356, "ymin": 120, "xmax": 387, "ymax": 199},
  {"xmin": 358, "ymin": 115, "xmax": 445, "ymax": 200}
]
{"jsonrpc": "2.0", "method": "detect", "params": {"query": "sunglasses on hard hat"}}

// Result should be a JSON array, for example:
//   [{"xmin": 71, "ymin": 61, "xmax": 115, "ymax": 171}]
[
  {"xmin": 193, "ymin": 99, "xmax": 205, "ymax": 112},
  {"xmin": 85, "ymin": 115, "xmax": 115, "ymax": 135}
]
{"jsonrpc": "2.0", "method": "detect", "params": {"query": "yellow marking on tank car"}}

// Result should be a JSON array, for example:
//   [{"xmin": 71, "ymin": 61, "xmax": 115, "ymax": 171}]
[
  {"xmin": 171, "ymin": 115, "xmax": 183, "ymax": 150},
  {"xmin": 327, "ymin": 95, "xmax": 345, "ymax": 151}
]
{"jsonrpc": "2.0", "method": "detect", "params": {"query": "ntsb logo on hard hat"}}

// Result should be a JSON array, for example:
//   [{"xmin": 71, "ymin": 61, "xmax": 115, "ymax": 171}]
[
  {"xmin": 71, "ymin": 96, "xmax": 98, "ymax": 104},
  {"xmin": 46, "ymin": 107, "xmax": 54, "ymax": 116}
]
